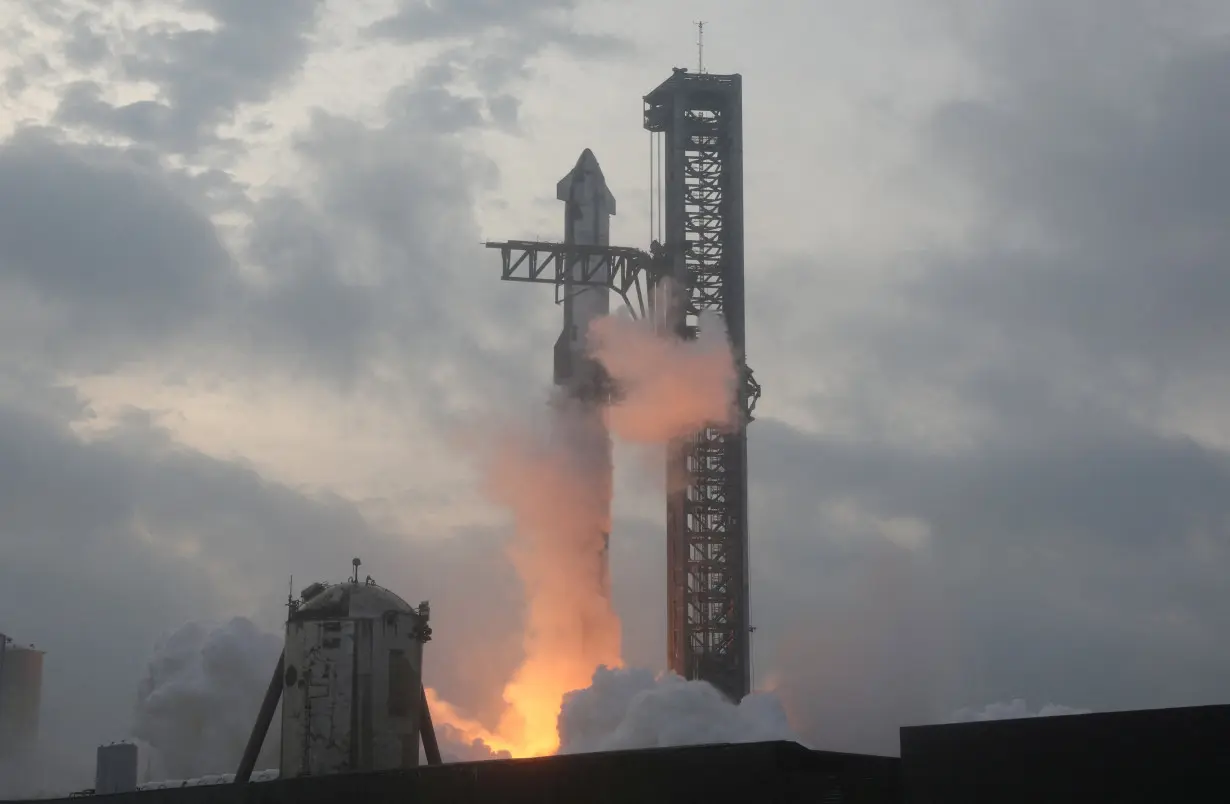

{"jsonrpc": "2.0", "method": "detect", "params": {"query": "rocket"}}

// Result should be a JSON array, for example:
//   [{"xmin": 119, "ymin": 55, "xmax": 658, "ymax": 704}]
[
  {"xmin": 554, "ymin": 148, "xmax": 617, "ymax": 398},
  {"xmin": 554, "ymin": 149, "xmax": 616, "ymax": 601}
]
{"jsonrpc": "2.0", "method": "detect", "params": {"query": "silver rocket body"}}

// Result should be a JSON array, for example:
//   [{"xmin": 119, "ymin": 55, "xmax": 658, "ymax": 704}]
[
  {"xmin": 554, "ymin": 149, "xmax": 616, "ymax": 394},
  {"xmin": 554, "ymin": 149, "xmax": 616, "ymax": 604}
]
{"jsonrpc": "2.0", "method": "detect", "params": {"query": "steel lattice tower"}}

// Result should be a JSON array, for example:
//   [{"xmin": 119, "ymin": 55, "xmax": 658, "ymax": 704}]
[{"xmin": 645, "ymin": 69, "xmax": 757, "ymax": 702}]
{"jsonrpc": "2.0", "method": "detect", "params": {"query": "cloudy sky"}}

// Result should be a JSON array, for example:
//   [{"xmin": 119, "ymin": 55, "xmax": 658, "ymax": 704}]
[{"xmin": 3, "ymin": 0, "xmax": 1230, "ymax": 762}]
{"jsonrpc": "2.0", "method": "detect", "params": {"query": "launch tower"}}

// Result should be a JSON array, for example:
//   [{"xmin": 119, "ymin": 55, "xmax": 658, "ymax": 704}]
[
  {"xmin": 644, "ymin": 69, "xmax": 757, "ymax": 702},
  {"xmin": 488, "ymin": 66, "xmax": 758, "ymax": 702}
]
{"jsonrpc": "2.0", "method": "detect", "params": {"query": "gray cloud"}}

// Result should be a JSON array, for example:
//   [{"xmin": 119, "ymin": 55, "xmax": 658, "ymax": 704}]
[
  {"xmin": 0, "ymin": 129, "xmax": 234, "ymax": 370},
  {"xmin": 53, "ymin": 0, "xmax": 325, "ymax": 152},
  {"xmin": 222, "ymin": 82, "xmax": 551, "ymax": 399},
  {"xmin": 740, "ymin": 6, "xmax": 1230, "ymax": 736},
  {"xmin": 0, "ymin": 130, "xmax": 228, "ymax": 311},
  {"xmin": 4, "ymin": 0, "xmax": 1230, "ymax": 775},
  {"xmin": 748, "ymin": 413, "xmax": 1230, "ymax": 752},
  {"xmin": 2, "ymin": 86, "xmax": 545, "ymax": 399},
  {"xmin": 909, "ymin": 3, "xmax": 1230, "ymax": 391},
  {"xmin": 368, "ymin": 0, "xmax": 625, "ymax": 54},
  {"xmin": 0, "ymin": 0, "xmax": 590, "ymax": 781},
  {"xmin": 368, "ymin": 0, "xmax": 629, "ymax": 128}
]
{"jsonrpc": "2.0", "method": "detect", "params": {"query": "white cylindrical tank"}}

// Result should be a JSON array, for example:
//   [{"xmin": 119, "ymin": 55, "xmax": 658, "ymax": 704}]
[
  {"xmin": 0, "ymin": 638, "xmax": 44, "ymax": 759},
  {"xmin": 279, "ymin": 577, "xmax": 431, "ymax": 777}
]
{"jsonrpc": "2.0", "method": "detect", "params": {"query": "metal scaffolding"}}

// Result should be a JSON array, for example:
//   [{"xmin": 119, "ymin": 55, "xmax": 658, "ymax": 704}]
[
  {"xmin": 645, "ymin": 69, "xmax": 758, "ymax": 701},
  {"xmin": 488, "ymin": 240, "xmax": 662, "ymax": 319}
]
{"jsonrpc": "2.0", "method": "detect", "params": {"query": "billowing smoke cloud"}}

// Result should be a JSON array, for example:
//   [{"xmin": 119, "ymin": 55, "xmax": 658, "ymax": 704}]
[
  {"xmin": 116, "ymin": 309, "xmax": 749, "ymax": 770},
  {"xmin": 558, "ymin": 667, "xmax": 797, "ymax": 753},
  {"xmin": 589, "ymin": 310, "xmax": 738, "ymax": 443},
  {"xmin": 427, "ymin": 309, "xmax": 743, "ymax": 757},
  {"xmin": 133, "ymin": 618, "xmax": 282, "ymax": 779},
  {"xmin": 434, "ymin": 393, "xmax": 623, "ymax": 757},
  {"xmin": 434, "ymin": 723, "xmax": 512, "ymax": 763},
  {"xmin": 947, "ymin": 699, "xmax": 1092, "ymax": 722},
  {"xmin": 120, "ymin": 307, "xmax": 779, "ymax": 770},
  {"xmin": 132, "ymin": 618, "xmax": 513, "ymax": 776}
]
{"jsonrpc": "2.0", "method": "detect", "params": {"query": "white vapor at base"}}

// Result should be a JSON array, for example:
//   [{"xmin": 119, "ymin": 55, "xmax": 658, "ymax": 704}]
[
  {"xmin": 133, "ymin": 618, "xmax": 513, "ymax": 772},
  {"xmin": 947, "ymin": 699, "xmax": 1092, "ymax": 722},
  {"xmin": 133, "ymin": 617, "xmax": 283, "ymax": 780},
  {"xmin": 557, "ymin": 667, "xmax": 798, "ymax": 754}
]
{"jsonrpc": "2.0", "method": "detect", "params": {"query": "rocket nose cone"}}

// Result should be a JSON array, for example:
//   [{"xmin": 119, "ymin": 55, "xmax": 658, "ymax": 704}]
[
  {"xmin": 557, "ymin": 148, "xmax": 616, "ymax": 210},
  {"xmin": 576, "ymin": 148, "xmax": 599, "ymax": 172}
]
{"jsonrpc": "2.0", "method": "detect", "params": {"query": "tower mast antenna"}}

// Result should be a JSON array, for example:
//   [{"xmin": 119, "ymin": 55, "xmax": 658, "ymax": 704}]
[{"xmin": 694, "ymin": 20, "xmax": 706, "ymax": 73}]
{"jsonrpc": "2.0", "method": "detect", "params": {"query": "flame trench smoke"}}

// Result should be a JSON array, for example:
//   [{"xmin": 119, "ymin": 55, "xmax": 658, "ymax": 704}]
[
  {"xmin": 429, "ymin": 309, "xmax": 739, "ymax": 758},
  {"xmin": 133, "ymin": 618, "xmax": 282, "ymax": 779}
]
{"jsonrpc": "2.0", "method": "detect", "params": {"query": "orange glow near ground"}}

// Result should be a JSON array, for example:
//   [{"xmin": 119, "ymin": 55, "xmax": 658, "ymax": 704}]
[
  {"xmin": 427, "ymin": 649, "xmax": 623, "ymax": 757},
  {"xmin": 426, "ymin": 311, "xmax": 734, "ymax": 757},
  {"xmin": 429, "ymin": 401, "xmax": 622, "ymax": 758}
]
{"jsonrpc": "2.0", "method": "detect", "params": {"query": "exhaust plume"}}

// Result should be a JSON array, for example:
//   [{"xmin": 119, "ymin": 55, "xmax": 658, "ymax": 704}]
[
  {"xmin": 589, "ymin": 309, "xmax": 738, "ymax": 443},
  {"xmin": 427, "ymin": 309, "xmax": 742, "ymax": 757},
  {"xmin": 133, "ymin": 618, "xmax": 282, "ymax": 779},
  {"xmin": 467, "ymin": 392, "xmax": 623, "ymax": 756},
  {"xmin": 124, "ymin": 309, "xmax": 747, "ymax": 769},
  {"xmin": 558, "ymin": 667, "xmax": 797, "ymax": 753}
]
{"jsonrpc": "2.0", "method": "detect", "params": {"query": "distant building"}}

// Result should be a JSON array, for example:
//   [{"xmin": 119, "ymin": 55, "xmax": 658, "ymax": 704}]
[
  {"xmin": 0, "ymin": 634, "xmax": 44, "ymax": 758},
  {"xmin": 95, "ymin": 743, "xmax": 139, "ymax": 794}
]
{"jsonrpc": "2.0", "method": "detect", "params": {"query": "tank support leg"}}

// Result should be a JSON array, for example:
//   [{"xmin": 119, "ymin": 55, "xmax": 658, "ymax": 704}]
[
  {"xmin": 420, "ymin": 684, "xmax": 442, "ymax": 766},
  {"xmin": 235, "ymin": 651, "xmax": 285, "ymax": 783}
]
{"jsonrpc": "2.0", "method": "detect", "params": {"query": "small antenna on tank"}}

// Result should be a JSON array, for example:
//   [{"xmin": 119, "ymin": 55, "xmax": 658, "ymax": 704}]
[
  {"xmin": 694, "ymin": 20, "xmax": 706, "ymax": 73},
  {"xmin": 352, "ymin": 557, "xmax": 361, "ymax": 583}
]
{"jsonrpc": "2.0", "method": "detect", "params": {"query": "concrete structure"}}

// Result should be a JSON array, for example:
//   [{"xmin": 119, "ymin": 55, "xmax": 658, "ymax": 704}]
[
  {"xmin": 23, "ymin": 703, "xmax": 1230, "ymax": 803},
  {"xmin": 44, "ymin": 742, "xmax": 899, "ymax": 803},
  {"xmin": 900, "ymin": 703, "xmax": 1230, "ymax": 803},
  {"xmin": 139, "ymin": 770, "xmax": 279, "ymax": 791},
  {"xmin": 279, "ymin": 568, "xmax": 432, "ymax": 778},
  {"xmin": 0, "ymin": 635, "xmax": 44, "ymax": 758},
  {"xmin": 95, "ymin": 743, "xmax": 139, "ymax": 794}
]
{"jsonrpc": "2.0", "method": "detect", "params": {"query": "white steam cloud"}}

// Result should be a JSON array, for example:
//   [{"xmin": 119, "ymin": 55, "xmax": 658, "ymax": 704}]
[
  {"xmin": 133, "ymin": 617, "xmax": 282, "ymax": 779},
  {"xmin": 558, "ymin": 667, "xmax": 797, "ymax": 754},
  {"xmin": 133, "ymin": 618, "xmax": 514, "ymax": 772},
  {"xmin": 433, "ymin": 724, "xmax": 512, "ymax": 763},
  {"xmin": 947, "ymin": 699, "xmax": 1092, "ymax": 722}
]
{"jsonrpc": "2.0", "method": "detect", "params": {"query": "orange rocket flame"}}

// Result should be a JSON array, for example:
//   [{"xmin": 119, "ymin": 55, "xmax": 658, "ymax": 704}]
[
  {"xmin": 429, "ymin": 395, "xmax": 621, "ymax": 758},
  {"xmin": 426, "ymin": 311, "xmax": 735, "ymax": 758}
]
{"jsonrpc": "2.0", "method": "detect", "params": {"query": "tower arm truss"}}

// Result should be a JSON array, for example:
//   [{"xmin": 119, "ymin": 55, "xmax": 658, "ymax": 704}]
[{"xmin": 485, "ymin": 240, "xmax": 664, "ymax": 318}]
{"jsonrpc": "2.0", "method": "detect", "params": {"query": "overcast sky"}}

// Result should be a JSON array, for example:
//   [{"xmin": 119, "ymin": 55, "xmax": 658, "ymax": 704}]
[{"xmin": 3, "ymin": 0, "xmax": 1230, "ymax": 762}]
